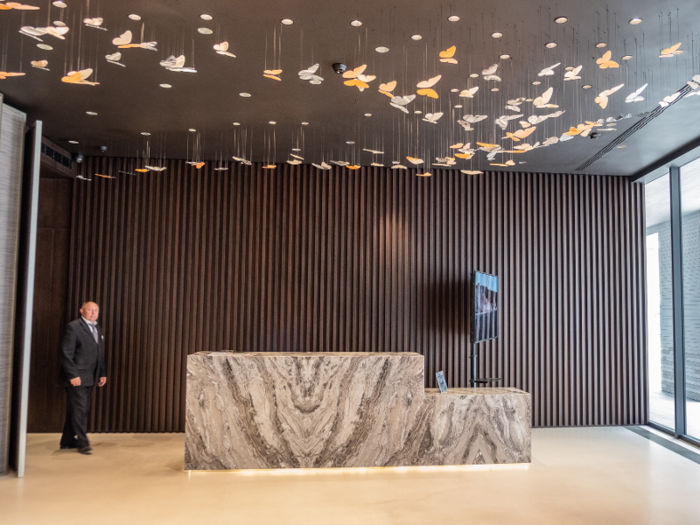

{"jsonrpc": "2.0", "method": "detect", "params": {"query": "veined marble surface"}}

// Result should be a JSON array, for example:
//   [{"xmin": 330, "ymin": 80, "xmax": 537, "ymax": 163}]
[{"xmin": 185, "ymin": 352, "xmax": 530, "ymax": 470}]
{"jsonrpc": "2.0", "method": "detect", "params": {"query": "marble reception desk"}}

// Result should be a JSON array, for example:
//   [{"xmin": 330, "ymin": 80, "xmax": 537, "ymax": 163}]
[{"xmin": 185, "ymin": 352, "xmax": 530, "ymax": 470}]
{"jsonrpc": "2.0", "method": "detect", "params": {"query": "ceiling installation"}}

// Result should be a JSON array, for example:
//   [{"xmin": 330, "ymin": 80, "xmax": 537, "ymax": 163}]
[{"xmin": 0, "ymin": 0, "xmax": 699, "ymax": 176}]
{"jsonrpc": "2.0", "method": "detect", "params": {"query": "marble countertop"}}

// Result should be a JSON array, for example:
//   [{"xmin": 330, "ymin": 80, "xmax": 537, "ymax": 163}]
[
  {"xmin": 425, "ymin": 387, "xmax": 530, "ymax": 396},
  {"xmin": 194, "ymin": 351, "xmax": 425, "ymax": 357}
]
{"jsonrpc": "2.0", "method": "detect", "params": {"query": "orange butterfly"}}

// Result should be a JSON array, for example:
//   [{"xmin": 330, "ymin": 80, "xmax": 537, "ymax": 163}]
[
  {"xmin": 416, "ymin": 75, "xmax": 441, "ymax": 98},
  {"xmin": 596, "ymin": 50, "xmax": 619, "ymax": 69},
  {"xmin": 439, "ymin": 46, "xmax": 457, "ymax": 64}
]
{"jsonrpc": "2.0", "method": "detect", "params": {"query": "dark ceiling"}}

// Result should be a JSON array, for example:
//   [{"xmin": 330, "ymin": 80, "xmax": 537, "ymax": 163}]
[{"xmin": 0, "ymin": 0, "xmax": 699, "ymax": 176}]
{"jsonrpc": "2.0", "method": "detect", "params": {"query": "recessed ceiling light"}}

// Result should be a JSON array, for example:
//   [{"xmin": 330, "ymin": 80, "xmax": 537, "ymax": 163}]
[
  {"xmin": 364, "ymin": 113, "xmax": 372, "ymax": 117},
  {"xmin": 160, "ymin": 83, "xmax": 172, "ymax": 88},
  {"xmin": 596, "ymin": 42, "xmax": 607, "ymax": 48},
  {"xmin": 200, "ymin": 14, "xmax": 213, "ymax": 21},
  {"xmin": 351, "ymin": 20, "xmax": 362, "ymax": 27},
  {"xmin": 128, "ymin": 14, "xmax": 141, "ymax": 21},
  {"xmin": 281, "ymin": 18, "xmax": 293, "ymax": 25},
  {"xmin": 470, "ymin": 73, "xmax": 479, "ymax": 78},
  {"xmin": 491, "ymin": 32, "xmax": 503, "ymax": 38},
  {"xmin": 141, "ymin": 132, "xmax": 151, "ymax": 136},
  {"xmin": 68, "ymin": 140, "xmax": 79, "ymax": 144},
  {"xmin": 239, "ymin": 92, "xmax": 251, "ymax": 97},
  {"xmin": 198, "ymin": 28, "xmax": 213, "ymax": 35},
  {"xmin": 629, "ymin": 18, "xmax": 642, "ymax": 25},
  {"xmin": 86, "ymin": 111, "xmax": 98, "ymax": 116},
  {"xmin": 37, "ymin": 44, "xmax": 53, "ymax": 50},
  {"xmin": 554, "ymin": 16, "xmax": 568, "ymax": 24},
  {"xmin": 375, "ymin": 46, "xmax": 389, "ymax": 53},
  {"xmin": 565, "ymin": 66, "xmax": 574, "ymax": 71},
  {"xmin": 54, "ymin": 21, "xmax": 66, "ymax": 27},
  {"xmin": 346, "ymin": 141, "xmax": 355, "ymax": 144},
  {"xmin": 414, "ymin": 110, "xmax": 422, "ymax": 114},
  {"xmin": 448, "ymin": 15, "xmax": 460, "ymax": 22},
  {"xmin": 269, "ymin": 121, "xmax": 277, "ymax": 125},
  {"xmin": 301, "ymin": 122, "xmax": 309, "ymax": 125},
  {"xmin": 582, "ymin": 85, "xmax": 592, "ymax": 89},
  {"xmin": 292, "ymin": 148, "xmax": 301, "ymax": 152},
  {"xmin": 454, "ymin": 104, "xmax": 463, "ymax": 108},
  {"xmin": 189, "ymin": 129, "xmax": 196, "ymax": 132},
  {"xmin": 450, "ymin": 88, "xmax": 459, "ymax": 92},
  {"xmin": 52, "ymin": 1, "xmax": 67, "ymax": 7},
  {"xmin": 491, "ymin": 87, "xmax": 500, "ymax": 92},
  {"xmin": 411, "ymin": 34, "xmax": 422, "ymax": 40},
  {"xmin": 232, "ymin": 122, "xmax": 240, "ymax": 126},
  {"xmin": 618, "ymin": 145, "xmax": 627, "ymax": 149},
  {"xmin": 622, "ymin": 55, "xmax": 633, "ymax": 60},
  {"xmin": 500, "ymin": 54, "xmax": 511, "ymax": 59},
  {"xmin": 545, "ymin": 42, "xmax": 557, "ymax": 48},
  {"xmin": 532, "ymin": 81, "xmax": 541, "ymax": 85}
]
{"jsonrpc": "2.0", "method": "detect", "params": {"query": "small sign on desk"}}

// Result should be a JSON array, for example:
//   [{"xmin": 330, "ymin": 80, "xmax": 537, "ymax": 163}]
[{"xmin": 436, "ymin": 371, "xmax": 447, "ymax": 393}]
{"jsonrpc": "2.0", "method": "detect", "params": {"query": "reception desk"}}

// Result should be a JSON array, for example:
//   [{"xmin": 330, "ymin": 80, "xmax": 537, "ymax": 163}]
[{"xmin": 185, "ymin": 352, "xmax": 530, "ymax": 470}]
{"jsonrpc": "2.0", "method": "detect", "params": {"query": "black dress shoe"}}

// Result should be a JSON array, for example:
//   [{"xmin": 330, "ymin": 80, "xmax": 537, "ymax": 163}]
[
  {"xmin": 60, "ymin": 445, "xmax": 77, "ymax": 450},
  {"xmin": 77, "ymin": 446, "xmax": 92, "ymax": 455}
]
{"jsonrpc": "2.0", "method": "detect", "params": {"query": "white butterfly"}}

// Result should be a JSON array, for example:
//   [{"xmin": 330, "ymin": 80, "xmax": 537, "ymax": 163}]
[
  {"xmin": 391, "ymin": 164, "xmax": 408, "ymax": 170},
  {"xmin": 625, "ymin": 83, "xmax": 648, "ymax": 103},
  {"xmin": 594, "ymin": 84, "xmax": 624, "ymax": 109},
  {"xmin": 482, "ymin": 63, "xmax": 501, "ymax": 81},
  {"xmin": 564, "ymin": 65, "xmax": 582, "ymax": 81},
  {"xmin": 84, "ymin": 17, "xmax": 107, "ymax": 31},
  {"xmin": 538, "ymin": 63, "xmax": 561, "ymax": 77},
  {"xmin": 542, "ymin": 136, "xmax": 559, "ymax": 146},
  {"xmin": 31, "ymin": 60, "xmax": 49, "ymax": 71},
  {"xmin": 105, "ymin": 52, "xmax": 125, "ymax": 67},
  {"xmin": 214, "ymin": 42, "xmax": 236, "ymax": 58},
  {"xmin": 287, "ymin": 159, "xmax": 302, "ymax": 165},
  {"xmin": 533, "ymin": 87, "xmax": 558, "ymax": 108},
  {"xmin": 298, "ymin": 63, "xmax": 323, "ymax": 84},
  {"xmin": 363, "ymin": 148, "xmax": 384, "ymax": 155},
  {"xmin": 331, "ymin": 160, "xmax": 349, "ymax": 166},
  {"xmin": 312, "ymin": 162, "xmax": 332, "ymax": 170},
  {"xmin": 659, "ymin": 91, "xmax": 681, "ymax": 107},
  {"xmin": 422, "ymin": 112, "xmax": 443, "ymax": 124},
  {"xmin": 160, "ymin": 55, "xmax": 185, "ymax": 69},
  {"xmin": 459, "ymin": 86, "xmax": 479, "ymax": 98},
  {"xmin": 390, "ymin": 94, "xmax": 416, "ymax": 113},
  {"xmin": 495, "ymin": 114, "xmax": 523, "ymax": 130}
]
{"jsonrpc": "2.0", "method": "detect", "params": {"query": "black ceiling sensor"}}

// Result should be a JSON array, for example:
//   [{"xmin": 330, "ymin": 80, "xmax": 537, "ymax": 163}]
[{"xmin": 332, "ymin": 63, "xmax": 347, "ymax": 74}]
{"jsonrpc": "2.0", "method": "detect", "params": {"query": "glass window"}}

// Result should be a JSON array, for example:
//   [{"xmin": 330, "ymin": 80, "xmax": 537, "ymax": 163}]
[
  {"xmin": 681, "ymin": 158, "xmax": 700, "ymax": 439},
  {"xmin": 645, "ymin": 174, "xmax": 675, "ymax": 430}
]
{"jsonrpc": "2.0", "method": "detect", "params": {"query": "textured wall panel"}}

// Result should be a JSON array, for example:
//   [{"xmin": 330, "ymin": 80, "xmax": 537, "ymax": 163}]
[
  {"xmin": 0, "ymin": 103, "xmax": 26, "ymax": 474},
  {"xmin": 61, "ymin": 158, "xmax": 647, "ymax": 432}
]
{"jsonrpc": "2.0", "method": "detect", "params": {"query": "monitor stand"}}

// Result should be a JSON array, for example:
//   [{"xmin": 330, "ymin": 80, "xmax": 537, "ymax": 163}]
[{"xmin": 469, "ymin": 341, "xmax": 501, "ymax": 387}]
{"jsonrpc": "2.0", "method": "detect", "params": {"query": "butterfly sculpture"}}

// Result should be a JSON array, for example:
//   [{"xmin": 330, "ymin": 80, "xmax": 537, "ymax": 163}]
[
  {"xmin": 0, "ymin": 71, "xmax": 25, "ymax": 79},
  {"xmin": 625, "ymin": 84, "xmax": 648, "ymax": 103},
  {"xmin": 0, "ymin": 2, "xmax": 40, "ymax": 10},
  {"xmin": 533, "ymin": 87, "xmax": 558, "ymax": 108},
  {"xmin": 84, "ymin": 17, "xmax": 107, "ymax": 30},
  {"xmin": 389, "ymin": 94, "xmax": 415, "ymax": 113},
  {"xmin": 343, "ymin": 65, "xmax": 375, "ymax": 91},
  {"xmin": 61, "ymin": 68, "xmax": 99, "ymax": 86},
  {"xmin": 298, "ymin": 63, "xmax": 323, "ymax": 84},
  {"xmin": 596, "ymin": 50, "xmax": 619, "ymax": 69},
  {"xmin": 264, "ymin": 69, "xmax": 282, "ymax": 81},
  {"xmin": 416, "ymin": 75, "xmax": 441, "ymax": 98},
  {"xmin": 564, "ymin": 65, "xmax": 582, "ymax": 81},
  {"xmin": 378, "ymin": 81, "xmax": 397, "ymax": 97},
  {"xmin": 113, "ymin": 30, "xmax": 157, "ymax": 51},
  {"xmin": 660, "ymin": 43, "xmax": 683, "ymax": 58},
  {"xmin": 595, "ymin": 84, "xmax": 624, "ymax": 109},
  {"xmin": 482, "ymin": 64, "xmax": 501, "ymax": 82},
  {"xmin": 538, "ymin": 63, "xmax": 561, "ymax": 76},
  {"xmin": 105, "ymin": 52, "xmax": 125, "ymax": 67},
  {"xmin": 459, "ymin": 86, "xmax": 479, "ymax": 98},
  {"xmin": 439, "ymin": 46, "xmax": 457, "ymax": 64},
  {"xmin": 31, "ymin": 60, "xmax": 49, "ymax": 71},
  {"xmin": 214, "ymin": 42, "xmax": 236, "ymax": 58},
  {"xmin": 422, "ymin": 112, "xmax": 443, "ymax": 124}
]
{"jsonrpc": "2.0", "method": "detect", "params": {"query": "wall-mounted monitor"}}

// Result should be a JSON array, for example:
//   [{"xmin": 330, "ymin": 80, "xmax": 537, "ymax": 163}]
[{"xmin": 472, "ymin": 271, "xmax": 498, "ymax": 343}]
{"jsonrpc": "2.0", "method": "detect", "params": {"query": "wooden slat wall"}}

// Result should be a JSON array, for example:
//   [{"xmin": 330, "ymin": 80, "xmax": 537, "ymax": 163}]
[{"xmin": 66, "ymin": 157, "xmax": 647, "ymax": 431}]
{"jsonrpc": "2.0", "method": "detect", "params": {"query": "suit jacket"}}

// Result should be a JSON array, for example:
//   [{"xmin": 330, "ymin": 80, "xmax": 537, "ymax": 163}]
[{"xmin": 58, "ymin": 318, "xmax": 106, "ymax": 387}]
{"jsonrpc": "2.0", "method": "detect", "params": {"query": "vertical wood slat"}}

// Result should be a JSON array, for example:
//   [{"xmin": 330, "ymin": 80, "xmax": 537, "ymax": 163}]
[{"xmin": 61, "ymin": 160, "xmax": 648, "ymax": 432}]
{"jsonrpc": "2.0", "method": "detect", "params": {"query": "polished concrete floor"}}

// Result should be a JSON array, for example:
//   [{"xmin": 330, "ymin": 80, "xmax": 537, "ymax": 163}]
[{"xmin": 2, "ymin": 427, "xmax": 700, "ymax": 525}]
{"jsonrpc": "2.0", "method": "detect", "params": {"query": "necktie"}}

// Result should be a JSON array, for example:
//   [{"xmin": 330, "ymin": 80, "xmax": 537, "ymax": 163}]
[{"xmin": 89, "ymin": 323, "xmax": 99, "ymax": 343}]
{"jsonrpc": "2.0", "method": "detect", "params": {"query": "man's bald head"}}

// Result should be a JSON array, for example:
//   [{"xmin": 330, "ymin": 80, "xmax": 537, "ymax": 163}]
[{"xmin": 80, "ymin": 301, "xmax": 99, "ymax": 323}]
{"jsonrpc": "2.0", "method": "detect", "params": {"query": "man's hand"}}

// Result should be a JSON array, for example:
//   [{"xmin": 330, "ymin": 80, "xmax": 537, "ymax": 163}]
[
  {"xmin": 70, "ymin": 377, "xmax": 81, "ymax": 387},
  {"xmin": 98, "ymin": 377, "xmax": 107, "ymax": 387}
]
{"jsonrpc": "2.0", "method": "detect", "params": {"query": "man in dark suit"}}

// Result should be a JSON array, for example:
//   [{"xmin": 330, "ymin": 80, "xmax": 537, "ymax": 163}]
[{"xmin": 58, "ymin": 301, "xmax": 107, "ymax": 455}]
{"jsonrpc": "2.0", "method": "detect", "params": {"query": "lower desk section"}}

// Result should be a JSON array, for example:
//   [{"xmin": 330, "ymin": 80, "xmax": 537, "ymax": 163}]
[{"xmin": 185, "ymin": 352, "xmax": 530, "ymax": 470}]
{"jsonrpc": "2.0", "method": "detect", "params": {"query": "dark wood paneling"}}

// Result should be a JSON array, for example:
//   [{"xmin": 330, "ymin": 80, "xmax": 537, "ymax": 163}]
[
  {"xmin": 37, "ymin": 158, "xmax": 648, "ymax": 432},
  {"xmin": 27, "ymin": 177, "xmax": 73, "ymax": 432}
]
